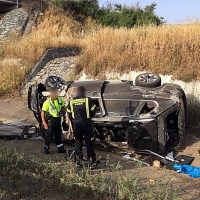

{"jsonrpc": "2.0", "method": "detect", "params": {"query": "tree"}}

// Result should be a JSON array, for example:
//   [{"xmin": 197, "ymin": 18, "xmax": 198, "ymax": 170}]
[
  {"xmin": 46, "ymin": 1, "xmax": 164, "ymax": 27},
  {"xmin": 97, "ymin": 3, "xmax": 164, "ymax": 27}
]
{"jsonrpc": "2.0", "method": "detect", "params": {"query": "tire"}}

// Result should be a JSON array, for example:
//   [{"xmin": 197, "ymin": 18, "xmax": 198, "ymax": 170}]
[
  {"xmin": 44, "ymin": 76, "xmax": 67, "ymax": 90},
  {"xmin": 135, "ymin": 73, "xmax": 161, "ymax": 88}
]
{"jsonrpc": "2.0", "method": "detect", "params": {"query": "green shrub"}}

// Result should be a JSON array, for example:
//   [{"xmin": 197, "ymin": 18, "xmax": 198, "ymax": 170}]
[{"xmin": 45, "ymin": 1, "xmax": 164, "ymax": 27}]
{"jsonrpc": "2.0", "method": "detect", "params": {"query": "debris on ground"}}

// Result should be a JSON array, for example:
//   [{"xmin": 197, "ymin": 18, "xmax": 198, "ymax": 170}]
[
  {"xmin": 153, "ymin": 160, "xmax": 161, "ymax": 168},
  {"xmin": 167, "ymin": 151, "xmax": 174, "ymax": 162},
  {"xmin": 173, "ymin": 164, "xmax": 200, "ymax": 178},
  {"xmin": 122, "ymin": 154, "xmax": 150, "ymax": 167}
]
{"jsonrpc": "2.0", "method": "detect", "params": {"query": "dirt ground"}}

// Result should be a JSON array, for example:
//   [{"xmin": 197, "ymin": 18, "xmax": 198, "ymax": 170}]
[{"xmin": 1, "ymin": 97, "xmax": 200, "ymax": 199}]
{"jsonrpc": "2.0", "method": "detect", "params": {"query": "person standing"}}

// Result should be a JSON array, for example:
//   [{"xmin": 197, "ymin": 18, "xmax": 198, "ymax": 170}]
[
  {"xmin": 41, "ymin": 87, "xmax": 67, "ymax": 154},
  {"xmin": 67, "ymin": 86, "xmax": 100, "ymax": 168}
]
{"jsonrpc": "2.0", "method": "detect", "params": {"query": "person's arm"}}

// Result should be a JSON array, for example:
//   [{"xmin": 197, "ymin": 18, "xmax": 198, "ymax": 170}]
[
  {"xmin": 41, "ymin": 100, "xmax": 49, "ymax": 130},
  {"xmin": 41, "ymin": 111, "xmax": 48, "ymax": 130},
  {"xmin": 89, "ymin": 98, "xmax": 96, "ymax": 118}
]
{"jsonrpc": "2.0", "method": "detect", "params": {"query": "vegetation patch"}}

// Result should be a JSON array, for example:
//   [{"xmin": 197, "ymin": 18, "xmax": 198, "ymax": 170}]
[{"xmin": 0, "ymin": 147, "xmax": 181, "ymax": 200}]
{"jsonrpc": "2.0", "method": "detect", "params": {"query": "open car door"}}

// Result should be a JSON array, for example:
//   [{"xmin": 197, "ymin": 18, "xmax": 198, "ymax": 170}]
[{"xmin": 28, "ymin": 83, "xmax": 47, "ymax": 124}]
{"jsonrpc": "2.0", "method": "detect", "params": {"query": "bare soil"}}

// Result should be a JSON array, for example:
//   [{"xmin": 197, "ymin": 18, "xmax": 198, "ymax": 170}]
[{"xmin": 0, "ymin": 97, "xmax": 200, "ymax": 199}]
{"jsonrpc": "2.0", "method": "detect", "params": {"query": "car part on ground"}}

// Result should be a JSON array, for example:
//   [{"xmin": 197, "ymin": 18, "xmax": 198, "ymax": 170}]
[
  {"xmin": 17, "ymin": 125, "xmax": 39, "ymax": 139},
  {"xmin": 28, "ymin": 73, "xmax": 187, "ymax": 154},
  {"xmin": 163, "ymin": 155, "xmax": 195, "ymax": 170},
  {"xmin": 135, "ymin": 149, "xmax": 177, "ymax": 163},
  {"xmin": 123, "ymin": 154, "xmax": 150, "ymax": 166},
  {"xmin": 0, "ymin": 125, "xmax": 39, "ymax": 140}
]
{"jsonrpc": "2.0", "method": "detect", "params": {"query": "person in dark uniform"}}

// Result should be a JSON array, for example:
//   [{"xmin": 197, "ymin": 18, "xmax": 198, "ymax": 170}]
[
  {"xmin": 41, "ymin": 87, "xmax": 67, "ymax": 154},
  {"xmin": 67, "ymin": 86, "xmax": 100, "ymax": 168}
]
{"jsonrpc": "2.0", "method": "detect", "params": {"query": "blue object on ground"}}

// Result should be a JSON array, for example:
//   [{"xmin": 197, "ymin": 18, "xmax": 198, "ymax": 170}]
[{"xmin": 173, "ymin": 164, "xmax": 200, "ymax": 178}]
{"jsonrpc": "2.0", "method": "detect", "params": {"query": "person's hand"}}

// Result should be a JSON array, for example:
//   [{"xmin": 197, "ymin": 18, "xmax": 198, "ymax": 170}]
[{"xmin": 43, "ymin": 122, "xmax": 48, "ymax": 130}]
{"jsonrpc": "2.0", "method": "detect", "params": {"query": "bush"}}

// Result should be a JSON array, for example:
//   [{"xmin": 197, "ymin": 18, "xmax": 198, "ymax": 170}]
[
  {"xmin": 46, "ymin": 1, "xmax": 164, "ymax": 27},
  {"xmin": 98, "ymin": 3, "xmax": 164, "ymax": 28}
]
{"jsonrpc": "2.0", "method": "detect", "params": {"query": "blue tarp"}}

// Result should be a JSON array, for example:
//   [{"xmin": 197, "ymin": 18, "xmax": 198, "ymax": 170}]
[{"xmin": 173, "ymin": 164, "xmax": 200, "ymax": 178}]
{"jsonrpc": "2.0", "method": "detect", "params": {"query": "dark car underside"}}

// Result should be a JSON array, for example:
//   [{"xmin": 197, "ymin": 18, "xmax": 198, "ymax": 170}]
[{"xmin": 28, "ymin": 73, "xmax": 187, "ymax": 154}]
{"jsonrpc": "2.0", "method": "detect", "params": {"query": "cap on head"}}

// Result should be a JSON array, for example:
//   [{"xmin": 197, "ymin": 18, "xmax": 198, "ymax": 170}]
[{"xmin": 77, "ymin": 86, "xmax": 86, "ymax": 96}]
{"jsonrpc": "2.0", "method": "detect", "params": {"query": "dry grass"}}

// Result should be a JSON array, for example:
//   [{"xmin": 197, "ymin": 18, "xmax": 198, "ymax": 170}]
[
  {"xmin": 0, "ymin": 6, "xmax": 81, "ymax": 95},
  {"xmin": 1, "ymin": 5, "xmax": 200, "ymax": 95},
  {"xmin": 79, "ymin": 23, "xmax": 200, "ymax": 81}
]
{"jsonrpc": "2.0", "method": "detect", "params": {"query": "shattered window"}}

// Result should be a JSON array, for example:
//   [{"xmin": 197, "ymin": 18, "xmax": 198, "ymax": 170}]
[
  {"xmin": 140, "ymin": 101, "xmax": 156, "ymax": 114},
  {"xmin": 105, "ymin": 100, "xmax": 138, "ymax": 116}
]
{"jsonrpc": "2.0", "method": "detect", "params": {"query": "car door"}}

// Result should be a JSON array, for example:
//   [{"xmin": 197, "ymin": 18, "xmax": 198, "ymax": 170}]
[{"xmin": 28, "ymin": 83, "xmax": 47, "ymax": 124}]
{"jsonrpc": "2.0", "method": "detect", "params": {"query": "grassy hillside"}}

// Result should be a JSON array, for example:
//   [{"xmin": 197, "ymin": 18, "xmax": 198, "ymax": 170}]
[
  {"xmin": 0, "ymin": 7, "xmax": 81, "ymax": 95},
  {"xmin": 0, "ymin": 6, "xmax": 200, "ymax": 95},
  {"xmin": 79, "ymin": 23, "xmax": 200, "ymax": 82}
]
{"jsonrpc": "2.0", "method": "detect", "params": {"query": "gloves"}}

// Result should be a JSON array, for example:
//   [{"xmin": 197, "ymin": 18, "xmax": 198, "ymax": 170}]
[{"xmin": 62, "ymin": 121, "xmax": 69, "ymax": 131}]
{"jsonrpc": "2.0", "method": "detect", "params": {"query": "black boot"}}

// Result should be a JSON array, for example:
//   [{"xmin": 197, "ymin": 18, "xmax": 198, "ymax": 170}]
[
  {"xmin": 70, "ymin": 151, "xmax": 76, "ymax": 162},
  {"xmin": 57, "ymin": 146, "xmax": 66, "ymax": 153},
  {"xmin": 44, "ymin": 146, "xmax": 50, "ymax": 154},
  {"xmin": 64, "ymin": 150, "xmax": 76, "ymax": 162},
  {"xmin": 90, "ymin": 157, "xmax": 100, "ymax": 169},
  {"xmin": 76, "ymin": 154, "xmax": 83, "ymax": 168}
]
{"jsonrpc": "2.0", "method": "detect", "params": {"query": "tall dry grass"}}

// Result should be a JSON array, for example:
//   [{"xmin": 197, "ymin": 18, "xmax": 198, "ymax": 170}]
[
  {"xmin": 1, "ymin": 5, "xmax": 200, "ymax": 95},
  {"xmin": 79, "ymin": 23, "xmax": 200, "ymax": 81}
]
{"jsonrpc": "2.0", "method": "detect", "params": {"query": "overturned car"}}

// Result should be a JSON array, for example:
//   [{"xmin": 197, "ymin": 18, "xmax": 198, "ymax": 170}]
[{"xmin": 28, "ymin": 73, "xmax": 187, "ymax": 153}]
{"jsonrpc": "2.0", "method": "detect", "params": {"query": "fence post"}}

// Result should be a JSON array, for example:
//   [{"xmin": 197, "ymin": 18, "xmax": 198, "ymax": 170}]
[{"xmin": 17, "ymin": 0, "xmax": 19, "ymax": 8}]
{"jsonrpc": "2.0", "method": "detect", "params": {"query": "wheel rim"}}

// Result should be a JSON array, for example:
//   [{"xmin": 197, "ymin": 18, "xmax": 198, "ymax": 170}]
[
  {"xmin": 49, "ymin": 76, "xmax": 65, "ymax": 88},
  {"xmin": 138, "ymin": 74, "xmax": 158, "ymax": 83}
]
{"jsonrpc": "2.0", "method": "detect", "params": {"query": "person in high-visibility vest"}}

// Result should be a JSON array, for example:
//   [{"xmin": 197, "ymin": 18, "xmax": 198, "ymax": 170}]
[
  {"xmin": 41, "ymin": 87, "xmax": 67, "ymax": 154},
  {"xmin": 67, "ymin": 86, "xmax": 100, "ymax": 168}
]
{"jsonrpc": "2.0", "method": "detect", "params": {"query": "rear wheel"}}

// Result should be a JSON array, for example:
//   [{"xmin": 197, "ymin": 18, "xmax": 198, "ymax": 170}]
[
  {"xmin": 44, "ymin": 76, "xmax": 67, "ymax": 90},
  {"xmin": 135, "ymin": 73, "xmax": 161, "ymax": 88}
]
